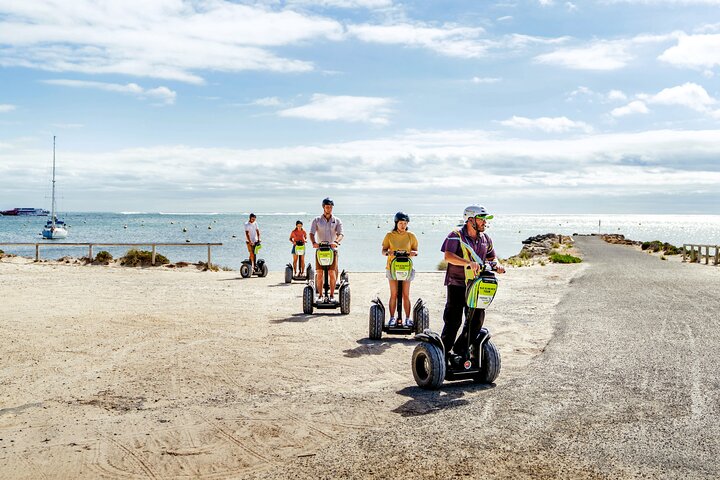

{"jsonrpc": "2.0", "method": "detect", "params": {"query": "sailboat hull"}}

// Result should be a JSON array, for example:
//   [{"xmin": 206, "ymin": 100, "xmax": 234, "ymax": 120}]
[{"xmin": 42, "ymin": 227, "xmax": 68, "ymax": 239}]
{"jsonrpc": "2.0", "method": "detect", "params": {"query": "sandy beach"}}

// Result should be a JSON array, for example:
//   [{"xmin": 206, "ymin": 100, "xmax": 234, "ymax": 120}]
[{"xmin": 0, "ymin": 255, "xmax": 583, "ymax": 479}]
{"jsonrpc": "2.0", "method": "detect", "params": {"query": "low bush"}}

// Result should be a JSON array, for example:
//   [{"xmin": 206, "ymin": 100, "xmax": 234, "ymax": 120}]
[
  {"xmin": 95, "ymin": 251, "xmax": 113, "ymax": 263},
  {"xmin": 549, "ymin": 253, "xmax": 582, "ymax": 264},
  {"xmin": 641, "ymin": 240, "xmax": 681, "ymax": 255},
  {"xmin": 120, "ymin": 249, "xmax": 169, "ymax": 267},
  {"xmin": 437, "ymin": 259, "xmax": 448, "ymax": 271}
]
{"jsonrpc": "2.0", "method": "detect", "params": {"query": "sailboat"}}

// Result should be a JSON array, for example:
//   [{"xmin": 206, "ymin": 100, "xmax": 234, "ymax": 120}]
[{"xmin": 42, "ymin": 136, "xmax": 68, "ymax": 240}]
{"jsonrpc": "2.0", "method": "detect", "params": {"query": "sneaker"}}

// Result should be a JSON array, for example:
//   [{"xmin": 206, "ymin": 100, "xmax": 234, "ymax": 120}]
[
  {"xmin": 388, "ymin": 317, "xmax": 397, "ymax": 327},
  {"xmin": 404, "ymin": 318, "xmax": 414, "ymax": 328}
]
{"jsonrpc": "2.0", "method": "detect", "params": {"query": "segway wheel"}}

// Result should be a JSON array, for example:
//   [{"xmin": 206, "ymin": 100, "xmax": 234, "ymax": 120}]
[
  {"xmin": 260, "ymin": 263, "xmax": 269, "ymax": 277},
  {"xmin": 240, "ymin": 263, "xmax": 251, "ymax": 278},
  {"xmin": 340, "ymin": 271, "xmax": 349, "ymax": 283},
  {"xmin": 414, "ymin": 305, "xmax": 430, "ymax": 335},
  {"xmin": 306, "ymin": 265, "xmax": 314, "ymax": 280},
  {"xmin": 475, "ymin": 340, "xmax": 501, "ymax": 384},
  {"xmin": 302, "ymin": 285, "xmax": 314, "ymax": 314},
  {"xmin": 284, "ymin": 265, "xmax": 293, "ymax": 283},
  {"xmin": 412, "ymin": 342, "xmax": 445, "ymax": 390},
  {"xmin": 339, "ymin": 285, "xmax": 351, "ymax": 315},
  {"xmin": 369, "ymin": 304, "xmax": 383, "ymax": 340}
]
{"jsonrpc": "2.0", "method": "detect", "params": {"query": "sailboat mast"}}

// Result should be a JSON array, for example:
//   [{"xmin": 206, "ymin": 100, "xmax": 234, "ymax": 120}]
[{"xmin": 51, "ymin": 135, "xmax": 56, "ymax": 228}]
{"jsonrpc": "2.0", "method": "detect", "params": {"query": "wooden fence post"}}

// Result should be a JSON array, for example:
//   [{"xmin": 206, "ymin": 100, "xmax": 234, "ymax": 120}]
[
  {"xmin": 89, "ymin": 244, "xmax": 93, "ymax": 260},
  {"xmin": 207, "ymin": 245, "xmax": 212, "ymax": 269},
  {"xmin": 151, "ymin": 245, "xmax": 156, "ymax": 266},
  {"xmin": 35, "ymin": 244, "xmax": 39, "ymax": 262}
]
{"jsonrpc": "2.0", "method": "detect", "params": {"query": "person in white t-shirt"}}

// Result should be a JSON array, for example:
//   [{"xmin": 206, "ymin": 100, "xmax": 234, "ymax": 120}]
[{"xmin": 244, "ymin": 213, "xmax": 260, "ymax": 270}]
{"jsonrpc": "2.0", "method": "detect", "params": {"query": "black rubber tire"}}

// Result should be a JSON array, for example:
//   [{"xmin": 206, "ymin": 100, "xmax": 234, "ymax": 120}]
[
  {"xmin": 240, "ymin": 263, "xmax": 251, "ymax": 278},
  {"xmin": 412, "ymin": 342, "xmax": 445, "ymax": 390},
  {"xmin": 260, "ymin": 263, "xmax": 268, "ymax": 277},
  {"xmin": 341, "ymin": 271, "xmax": 349, "ymax": 283},
  {"xmin": 475, "ymin": 340, "xmax": 501, "ymax": 384},
  {"xmin": 284, "ymin": 266, "xmax": 293, "ymax": 283},
  {"xmin": 369, "ymin": 304, "xmax": 383, "ymax": 340},
  {"xmin": 340, "ymin": 285, "xmax": 351, "ymax": 314},
  {"xmin": 306, "ymin": 265, "xmax": 314, "ymax": 280},
  {"xmin": 414, "ymin": 306, "xmax": 430, "ymax": 335},
  {"xmin": 302, "ymin": 285, "xmax": 314, "ymax": 314}
]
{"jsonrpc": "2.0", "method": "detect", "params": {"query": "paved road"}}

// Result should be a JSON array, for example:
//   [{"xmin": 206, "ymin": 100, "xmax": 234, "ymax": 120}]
[{"xmin": 256, "ymin": 236, "xmax": 720, "ymax": 479}]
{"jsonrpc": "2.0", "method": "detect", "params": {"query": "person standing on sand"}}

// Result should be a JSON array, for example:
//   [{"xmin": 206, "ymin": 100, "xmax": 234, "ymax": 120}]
[
  {"xmin": 382, "ymin": 212, "xmax": 418, "ymax": 328},
  {"xmin": 244, "ymin": 213, "xmax": 260, "ymax": 271},
  {"xmin": 289, "ymin": 220, "xmax": 308, "ymax": 276},
  {"xmin": 440, "ymin": 205, "xmax": 505, "ymax": 361},
  {"xmin": 310, "ymin": 198, "xmax": 344, "ymax": 300}
]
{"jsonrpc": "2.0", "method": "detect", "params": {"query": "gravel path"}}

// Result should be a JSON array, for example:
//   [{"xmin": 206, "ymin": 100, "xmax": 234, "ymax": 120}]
[{"xmin": 255, "ymin": 236, "xmax": 720, "ymax": 479}]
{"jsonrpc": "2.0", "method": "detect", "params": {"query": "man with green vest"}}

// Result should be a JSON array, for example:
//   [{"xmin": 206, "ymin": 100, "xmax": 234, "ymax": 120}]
[{"xmin": 440, "ymin": 205, "xmax": 505, "ymax": 361}]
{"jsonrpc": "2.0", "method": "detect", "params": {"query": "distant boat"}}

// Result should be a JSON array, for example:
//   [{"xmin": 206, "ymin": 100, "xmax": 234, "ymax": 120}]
[
  {"xmin": 0, "ymin": 208, "xmax": 49, "ymax": 216},
  {"xmin": 41, "ymin": 136, "xmax": 68, "ymax": 240}
]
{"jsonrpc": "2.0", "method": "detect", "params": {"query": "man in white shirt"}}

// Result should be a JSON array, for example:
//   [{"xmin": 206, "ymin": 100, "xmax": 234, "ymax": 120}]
[
  {"xmin": 244, "ymin": 213, "xmax": 260, "ymax": 270},
  {"xmin": 310, "ymin": 198, "xmax": 344, "ymax": 300}
]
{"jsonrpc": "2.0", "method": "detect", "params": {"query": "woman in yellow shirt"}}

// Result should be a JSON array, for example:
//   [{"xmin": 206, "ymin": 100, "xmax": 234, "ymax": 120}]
[{"xmin": 381, "ymin": 212, "xmax": 418, "ymax": 327}]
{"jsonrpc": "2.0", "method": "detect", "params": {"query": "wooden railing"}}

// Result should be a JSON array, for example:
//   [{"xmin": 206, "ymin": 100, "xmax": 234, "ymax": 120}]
[
  {"xmin": 683, "ymin": 244, "xmax": 719, "ymax": 266},
  {"xmin": 0, "ymin": 242, "xmax": 223, "ymax": 267}
]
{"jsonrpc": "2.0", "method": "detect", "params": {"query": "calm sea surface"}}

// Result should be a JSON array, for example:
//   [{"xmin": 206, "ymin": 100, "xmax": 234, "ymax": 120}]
[{"xmin": 1, "ymin": 213, "xmax": 719, "ymax": 271}]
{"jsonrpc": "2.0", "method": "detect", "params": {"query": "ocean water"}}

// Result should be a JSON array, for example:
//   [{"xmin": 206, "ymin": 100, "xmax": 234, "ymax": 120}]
[{"xmin": 1, "ymin": 213, "xmax": 719, "ymax": 271}]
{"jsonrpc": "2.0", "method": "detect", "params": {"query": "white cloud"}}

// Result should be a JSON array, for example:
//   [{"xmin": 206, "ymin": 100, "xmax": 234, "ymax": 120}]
[
  {"xmin": 566, "ymin": 2, "xmax": 578, "ymax": 11},
  {"xmin": 43, "ymin": 79, "xmax": 177, "ymax": 105},
  {"xmin": 497, "ymin": 16, "xmax": 513, "ymax": 22},
  {"xmin": 252, "ymin": 97, "xmax": 283, "ymax": 107},
  {"xmin": 347, "ymin": 22, "xmax": 490, "ymax": 58},
  {"xmin": 2, "ymin": 129, "xmax": 719, "ymax": 211},
  {"xmin": 538, "ymin": 0, "xmax": 554, "ymax": 5},
  {"xmin": 287, "ymin": 0, "xmax": 393, "ymax": 7},
  {"xmin": 499, "ymin": 116, "xmax": 593, "ymax": 133},
  {"xmin": 347, "ymin": 22, "xmax": 567, "ymax": 59},
  {"xmin": 278, "ymin": 94, "xmax": 393, "ymax": 125},
  {"xmin": 472, "ymin": 76, "xmax": 501, "ymax": 84},
  {"xmin": 607, "ymin": 89, "xmax": 627, "ymax": 101},
  {"xmin": 0, "ymin": 1, "xmax": 343, "ymax": 83},
  {"xmin": 535, "ymin": 41, "xmax": 633, "ymax": 70},
  {"xmin": 0, "ymin": 104, "xmax": 16, "ymax": 113},
  {"xmin": 639, "ymin": 82, "xmax": 716, "ymax": 112},
  {"xmin": 611, "ymin": 100, "xmax": 649, "ymax": 117},
  {"xmin": 659, "ymin": 34, "xmax": 720, "ymax": 70}
]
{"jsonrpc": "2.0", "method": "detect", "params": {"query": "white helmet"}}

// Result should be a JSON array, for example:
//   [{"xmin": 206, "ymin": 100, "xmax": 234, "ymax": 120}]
[{"xmin": 463, "ymin": 205, "xmax": 493, "ymax": 222}]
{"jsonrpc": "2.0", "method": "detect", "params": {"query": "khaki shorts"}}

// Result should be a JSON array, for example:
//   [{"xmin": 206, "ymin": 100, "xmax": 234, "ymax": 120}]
[
  {"xmin": 246, "ymin": 242, "xmax": 255, "ymax": 256},
  {"xmin": 315, "ymin": 249, "xmax": 338, "ymax": 271}
]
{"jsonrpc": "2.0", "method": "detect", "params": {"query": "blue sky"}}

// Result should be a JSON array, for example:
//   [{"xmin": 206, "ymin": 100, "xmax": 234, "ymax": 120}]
[{"xmin": 1, "ymin": 0, "xmax": 719, "ymax": 214}]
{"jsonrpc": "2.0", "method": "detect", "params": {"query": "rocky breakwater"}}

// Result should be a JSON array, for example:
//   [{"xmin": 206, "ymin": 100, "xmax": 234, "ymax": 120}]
[
  {"xmin": 507, "ymin": 233, "xmax": 581, "ymax": 266},
  {"xmin": 600, "ymin": 234, "xmax": 641, "ymax": 246}
]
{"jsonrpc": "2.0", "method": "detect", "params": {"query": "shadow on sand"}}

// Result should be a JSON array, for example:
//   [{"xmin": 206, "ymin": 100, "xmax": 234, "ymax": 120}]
[
  {"xmin": 343, "ymin": 337, "xmax": 415, "ymax": 358},
  {"xmin": 392, "ymin": 382, "xmax": 495, "ymax": 417}
]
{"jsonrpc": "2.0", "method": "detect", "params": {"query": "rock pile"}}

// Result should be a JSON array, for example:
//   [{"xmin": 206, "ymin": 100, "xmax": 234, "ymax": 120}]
[
  {"xmin": 517, "ymin": 233, "xmax": 574, "ymax": 258},
  {"xmin": 601, "ymin": 234, "xmax": 641, "ymax": 246}
]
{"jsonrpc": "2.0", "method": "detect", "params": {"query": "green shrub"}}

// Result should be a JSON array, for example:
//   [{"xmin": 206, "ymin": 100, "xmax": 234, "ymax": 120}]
[
  {"xmin": 95, "ymin": 251, "xmax": 113, "ymax": 263},
  {"xmin": 505, "ymin": 257, "xmax": 529, "ymax": 267},
  {"xmin": 549, "ymin": 253, "xmax": 582, "ymax": 264},
  {"xmin": 0, "ymin": 249, "xmax": 4, "ymax": 258},
  {"xmin": 641, "ymin": 240, "xmax": 681, "ymax": 255},
  {"xmin": 120, "ymin": 249, "xmax": 169, "ymax": 267},
  {"xmin": 437, "ymin": 259, "xmax": 448, "ymax": 271},
  {"xmin": 518, "ymin": 250, "xmax": 532, "ymax": 260}
]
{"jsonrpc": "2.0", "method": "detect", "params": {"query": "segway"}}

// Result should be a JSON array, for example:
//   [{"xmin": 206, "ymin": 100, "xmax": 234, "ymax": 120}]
[
  {"xmin": 285, "ymin": 241, "xmax": 314, "ymax": 283},
  {"xmin": 302, "ymin": 242, "xmax": 350, "ymax": 314},
  {"xmin": 411, "ymin": 261, "xmax": 502, "ymax": 389},
  {"xmin": 369, "ymin": 251, "xmax": 429, "ymax": 339},
  {"xmin": 240, "ymin": 241, "xmax": 268, "ymax": 278}
]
